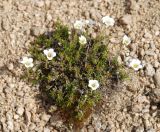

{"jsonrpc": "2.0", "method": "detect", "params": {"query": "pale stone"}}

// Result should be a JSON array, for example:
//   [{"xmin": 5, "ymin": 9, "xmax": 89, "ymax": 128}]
[
  {"xmin": 35, "ymin": 1, "xmax": 44, "ymax": 7},
  {"xmin": 41, "ymin": 114, "xmax": 51, "ymax": 122},
  {"xmin": 7, "ymin": 120, "xmax": 14, "ymax": 130},
  {"xmin": 145, "ymin": 64, "xmax": 155, "ymax": 77},
  {"xmin": 25, "ymin": 110, "xmax": 31, "ymax": 124},
  {"xmin": 154, "ymin": 69, "xmax": 160, "ymax": 87},
  {"xmin": 44, "ymin": 127, "xmax": 51, "ymax": 132},
  {"xmin": 120, "ymin": 15, "xmax": 132, "ymax": 25},
  {"xmin": 17, "ymin": 107, "xmax": 24, "ymax": 116},
  {"xmin": 47, "ymin": 13, "xmax": 52, "ymax": 21}
]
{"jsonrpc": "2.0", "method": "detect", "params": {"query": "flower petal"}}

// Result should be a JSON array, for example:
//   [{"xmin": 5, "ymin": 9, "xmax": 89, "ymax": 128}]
[
  {"xmin": 47, "ymin": 56, "xmax": 53, "ymax": 60},
  {"xmin": 28, "ymin": 58, "xmax": 33, "ymax": 63},
  {"xmin": 52, "ymin": 52, "xmax": 56, "ymax": 57},
  {"xmin": 49, "ymin": 48, "xmax": 54, "ymax": 52},
  {"xmin": 43, "ymin": 50, "xmax": 48, "ymax": 55},
  {"xmin": 20, "ymin": 57, "xmax": 27, "ymax": 64},
  {"xmin": 29, "ymin": 63, "xmax": 34, "ymax": 68}
]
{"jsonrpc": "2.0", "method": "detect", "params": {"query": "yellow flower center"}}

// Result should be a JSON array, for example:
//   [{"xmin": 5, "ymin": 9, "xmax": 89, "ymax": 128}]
[
  {"xmin": 133, "ymin": 64, "xmax": 139, "ymax": 68},
  {"xmin": 48, "ymin": 53, "xmax": 52, "ymax": 57},
  {"xmin": 25, "ymin": 61, "xmax": 30, "ymax": 66},
  {"xmin": 92, "ymin": 84, "xmax": 96, "ymax": 88},
  {"xmin": 124, "ymin": 40, "xmax": 129, "ymax": 44}
]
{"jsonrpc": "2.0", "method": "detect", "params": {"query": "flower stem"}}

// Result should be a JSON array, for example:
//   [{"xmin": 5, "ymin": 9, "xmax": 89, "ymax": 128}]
[
  {"xmin": 27, "ymin": 69, "xmax": 30, "ymax": 77},
  {"xmin": 45, "ymin": 60, "xmax": 48, "ymax": 69}
]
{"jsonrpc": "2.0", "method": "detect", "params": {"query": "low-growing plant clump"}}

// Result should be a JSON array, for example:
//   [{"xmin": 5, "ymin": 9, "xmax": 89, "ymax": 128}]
[{"xmin": 21, "ymin": 20, "xmax": 128, "ymax": 126}]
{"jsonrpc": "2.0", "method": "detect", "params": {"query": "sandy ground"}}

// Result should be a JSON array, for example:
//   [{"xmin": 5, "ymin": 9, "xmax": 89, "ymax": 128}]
[{"xmin": 0, "ymin": 0, "xmax": 160, "ymax": 131}]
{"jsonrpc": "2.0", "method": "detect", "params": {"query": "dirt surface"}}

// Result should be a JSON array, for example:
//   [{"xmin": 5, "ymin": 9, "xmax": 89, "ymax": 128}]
[{"xmin": 0, "ymin": 0, "xmax": 160, "ymax": 131}]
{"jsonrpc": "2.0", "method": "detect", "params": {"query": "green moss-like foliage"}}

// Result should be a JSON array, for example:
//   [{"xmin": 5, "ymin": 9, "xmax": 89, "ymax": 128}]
[{"xmin": 25, "ymin": 22, "xmax": 127, "ymax": 125}]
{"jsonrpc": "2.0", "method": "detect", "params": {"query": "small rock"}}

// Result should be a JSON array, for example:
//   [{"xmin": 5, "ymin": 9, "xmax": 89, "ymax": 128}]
[
  {"xmin": 55, "ymin": 121, "xmax": 63, "ymax": 128},
  {"xmin": 140, "ymin": 49, "xmax": 145, "ymax": 57},
  {"xmin": 18, "ymin": 5, "xmax": 26, "ymax": 11},
  {"xmin": 130, "ymin": 43, "xmax": 137, "ymax": 52},
  {"xmin": 109, "ymin": 37, "xmax": 120, "ymax": 44},
  {"xmin": 144, "ymin": 32, "xmax": 152, "ymax": 39},
  {"xmin": 127, "ymin": 75, "xmax": 140, "ymax": 92},
  {"xmin": 30, "ymin": 27, "xmax": 40, "ymax": 36},
  {"xmin": 35, "ymin": 126, "xmax": 43, "ymax": 132},
  {"xmin": 116, "ymin": 114, "xmax": 123, "ymax": 122},
  {"xmin": 151, "ymin": 88, "xmax": 160, "ymax": 103},
  {"xmin": 143, "ymin": 113, "xmax": 150, "ymax": 119},
  {"xmin": 2, "ymin": 18, "xmax": 10, "ymax": 31},
  {"xmin": 44, "ymin": 127, "xmax": 50, "ymax": 132},
  {"xmin": 87, "ymin": 125, "xmax": 95, "ymax": 132},
  {"xmin": 14, "ymin": 123, "xmax": 20, "ymax": 131},
  {"xmin": 132, "ymin": 104, "xmax": 143, "ymax": 113},
  {"xmin": 45, "ymin": 0, "xmax": 51, "ymax": 7},
  {"xmin": 152, "ymin": 111, "xmax": 157, "ymax": 117},
  {"xmin": 137, "ymin": 96, "xmax": 149, "ymax": 103},
  {"xmin": 14, "ymin": 114, "xmax": 19, "ymax": 120},
  {"xmin": 17, "ymin": 91, "xmax": 24, "ymax": 97},
  {"xmin": 153, "ymin": 88, "xmax": 160, "ymax": 100},
  {"xmin": 154, "ymin": 69, "xmax": 160, "ymax": 87},
  {"xmin": 143, "ymin": 43, "xmax": 150, "ymax": 50},
  {"xmin": 101, "ymin": 124, "xmax": 106, "ymax": 130},
  {"xmin": 95, "ymin": 121, "xmax": 101, "ymax": 129},
  {"xmin": 9, "ymin": 83, "xmax": 15, "ymax": 88},
  {"xmin": 117, "ymin": 56, "xmax": 123, "ymax": 64},
  {"xmin": 146, "ymin": 128, "xmax": 156, "ymax": 132},
  {"xmin": 145, "ymin": 50, "xmax": 155, "ymax": 56},
  {"xmin": 92, "ymin": 114, "xmax": 99, "ymax": 121},
  {"xmin": 142, "ymin": 108, "xmax": 149, "ymax": 113},
  {"xmin": 150, "ymin": 42, "xmax": 156, "ymax": 50},
  {"xmin": 41, "ymin": 113, "xmax": 51, "ymax": 122},
  {"xmin": 49, "ymin": 105, "xmax": 57, "ymax": 112},
  {"xmin": 145, "ymin": 64, "xmax": 155, "ymax": 77},
  {"xmin": 130, "ymin": 32, "xmax": 136, "ymax": 40},
  {"xmin": 155, "ymin": 31, "xmax": 159, "ymax": 36},
  {"xmin": 130, "ymin": 51, "xmax": 136, "ymax": 57},
  {"xmin": 25, "ymin": 110, "xmax": 31, "ymax": 124},
  {"xmin": 7, "ymin": 120, "xmax": 14, "ymax": 130},
  {"xmin": 120, "ymin": 15, "xmax": 132, "ymax": 25},
  {"xmin": 7, "ymin": 63, "xmax": 14, "ymax": 70},
  {"xmin": 29, "ymin": 123, "xmax": 36, "ymax": 131},
  {"xmin": 135, "ymin": 126, "xmax": 144, "ymax": 132},
  {"xmin": 17, "ymin": 107, "xmax": 24, "ymax": 116},
  {"xmin": 2, "ymin": 1, "xmax": 12, "ymax": 11},
  {"xmin": 30, "ymin": 27, "xmax": 45, "ymax": 36},
  {"xmin": 153, "ymin": 61, "xmax": 159, "ymax": 68},
  {"xmin": 35, "ymin": 1, "xmax": 44, "ymax": 7},
  {"xmin": 151, "ymin": 105, "xmax": 157, "ymax": 110},
  {"xmin": 46, "ymin": 13, "xmax": 52, "ymax": 21},
  {"xmin": 80, "ymin": 127, "xmax": 88, "ymax": 132}
]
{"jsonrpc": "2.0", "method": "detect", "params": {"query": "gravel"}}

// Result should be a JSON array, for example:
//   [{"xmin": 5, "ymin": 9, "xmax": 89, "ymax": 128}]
[
  {"xmin": 0, "ymin": 0, "xmax": 160, "ymax": 131},
  {"xmin": 145, "ymin": 64, "xmax": 156, "ymax": 77},
  {"xmin": 16, "ymin": 107, "xmax": 24, "ymax": 116},
  {"xmin": 154, "ymin": 68, "xmax": 160, "ymax": 87},
  {"xmin": 120, "ymin": 14, "xmax": 133, "ymax": 25}
]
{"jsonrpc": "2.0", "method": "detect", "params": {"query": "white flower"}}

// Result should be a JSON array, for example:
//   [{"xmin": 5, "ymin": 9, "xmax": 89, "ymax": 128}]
[
  {"xmin": 43, "ymin": 48, "xmax": 56, "ymax": 60},
  {"xmin": 128, "ymin": 58, "xmax": 143, "ymax": 71},
  {"xmin": 102, "ymin": 16, "xmax": 115, "ymax": 27},
  {"xmin": 74, "ymin": 20, "xmax": 84, "ymax": 30},
  {"xmin": 122, "ymin": 35, "xmax": 131, "ymax": 45},
  {"xmin": 20, "ymin": 57, "xmax": 34, "ymax": 68},
  {"xmin": 88, "ymin": 80, "xmax": 100, "ymax": 90},
  {"xmin": 79, "ymin": 35, "xmax": 87, "ymax": 45}
]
